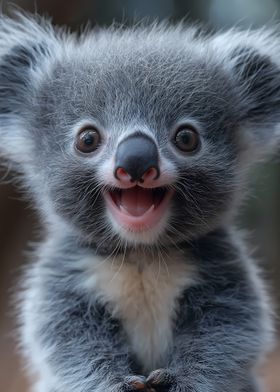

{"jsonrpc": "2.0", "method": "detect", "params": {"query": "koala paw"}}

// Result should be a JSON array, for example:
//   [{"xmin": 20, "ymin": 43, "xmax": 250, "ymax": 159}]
[
  {"xmin": 146, "ymin": 369, "xmax": 177, "ymax": 392},
  {"xmin": 114, "ymin": 375, "xmax": 148, "ymax": 391}
]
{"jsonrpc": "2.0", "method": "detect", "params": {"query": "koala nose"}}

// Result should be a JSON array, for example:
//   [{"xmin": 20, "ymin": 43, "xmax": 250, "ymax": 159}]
[{"xmin": 114, "ymin": 133, "xmax": 160, "ymax": 185}]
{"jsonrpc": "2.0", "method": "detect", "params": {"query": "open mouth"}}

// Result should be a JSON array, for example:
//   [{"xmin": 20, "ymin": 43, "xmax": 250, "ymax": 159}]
[{"xmin": 104, "ymin": 186, "xmax": 173, "ymax": 232}]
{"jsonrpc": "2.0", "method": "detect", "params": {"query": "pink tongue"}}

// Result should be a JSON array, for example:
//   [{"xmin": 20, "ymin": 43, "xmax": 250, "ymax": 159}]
[{"xmin": 121, "ymin": 187, "xmax": 154, "ymax": 216}]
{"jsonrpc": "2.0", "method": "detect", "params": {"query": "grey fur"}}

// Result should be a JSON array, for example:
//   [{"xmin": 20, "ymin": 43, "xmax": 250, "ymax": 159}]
[{"xmin": 0, "ymin": 11, "xmax": 279, "ymax": 392}]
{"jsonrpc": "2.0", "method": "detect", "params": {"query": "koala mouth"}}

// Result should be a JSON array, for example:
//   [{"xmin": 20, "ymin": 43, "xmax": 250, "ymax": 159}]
[{"xmin": 104, "ymin": 186, "xmax": 173, "ymax": 232}]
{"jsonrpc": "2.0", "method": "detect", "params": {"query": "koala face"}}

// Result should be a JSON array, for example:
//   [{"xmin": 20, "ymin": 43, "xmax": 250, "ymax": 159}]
[
  {"xmin": 28, "ymin": 45, "xmax": 242, "ymax": 247},
  {"xmin": 1, "ymin": 15, "xmax": 280, "ymax": 248}
]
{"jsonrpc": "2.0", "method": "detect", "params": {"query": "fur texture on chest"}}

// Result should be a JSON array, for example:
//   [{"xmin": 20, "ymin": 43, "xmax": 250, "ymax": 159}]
[{"xmin": 82, "ymin": 249, "xmax": 196, "ymax": 373}]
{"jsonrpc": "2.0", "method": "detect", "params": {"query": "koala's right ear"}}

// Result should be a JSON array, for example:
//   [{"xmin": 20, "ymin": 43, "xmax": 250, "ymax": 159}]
[
  {"xmin": 0, "ymin": 12, "xmax": 59, "ymax": 164},
  {"xmin": 211, "ymin": 29, "xmax": 280, "ymax": 158}
]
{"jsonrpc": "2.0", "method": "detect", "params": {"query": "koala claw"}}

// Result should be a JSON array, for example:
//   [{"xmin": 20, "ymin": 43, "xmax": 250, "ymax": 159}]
[
  {"xmin": 146, "ymin": 369, "xmax": 176, "ymax": 392},
  {"xmin": 114, "ymin": 375, "xmax": 148, "ymax": 391}
]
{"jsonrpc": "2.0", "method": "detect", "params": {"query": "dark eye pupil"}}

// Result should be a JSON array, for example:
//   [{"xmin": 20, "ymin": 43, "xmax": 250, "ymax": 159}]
[
  {"xmin": 174, "ymin": 127, "xmax": 199, "ymax": 152},
  {"xmin": 178, "ymin": 131, "xmax": 191, "ymax": 145},
  {"xmin": 76, "ymin": 128, "xmax": 101, "ymax": 154},
  {"xmin": 83, "ymin": 134, "xmax": 94, "ymax": 145}
]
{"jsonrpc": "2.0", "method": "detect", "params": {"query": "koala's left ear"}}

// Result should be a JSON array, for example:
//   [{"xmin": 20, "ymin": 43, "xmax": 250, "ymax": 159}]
[
  {"xmin": 212, "ymin": 30, "xmax": 280, "ymax": 155},
  {"xmin": 0, "ymin": 12, "xmax": 59, "ymax": 165}
]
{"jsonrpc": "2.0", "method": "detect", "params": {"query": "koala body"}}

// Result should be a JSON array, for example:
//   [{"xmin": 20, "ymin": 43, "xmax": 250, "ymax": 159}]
[{"xmin": 0, "ymin": 12, "xmax": 279, "ymax": 392}]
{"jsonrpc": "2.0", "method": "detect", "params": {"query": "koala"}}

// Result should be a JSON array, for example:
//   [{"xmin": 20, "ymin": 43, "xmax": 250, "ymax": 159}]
[{"xmin": 0, "ymin": 11, "xmax": 279, "ymax": 392}]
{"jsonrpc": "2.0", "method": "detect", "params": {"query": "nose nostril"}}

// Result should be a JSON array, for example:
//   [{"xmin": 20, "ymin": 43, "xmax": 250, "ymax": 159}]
[
  {"xmin": 148, "ymin": 168, "xmax": 156, "ymax": 178},
  {"xmin": 141, "ymin": 167, "xmax": 159, "ymax": 182},
  {"xmin": 118, "ymin": 168, "xmax": 128, "ymax": 177},
  {"xmin": 115, "ymin": 167, "xmax": 134, "ymax": 182}
]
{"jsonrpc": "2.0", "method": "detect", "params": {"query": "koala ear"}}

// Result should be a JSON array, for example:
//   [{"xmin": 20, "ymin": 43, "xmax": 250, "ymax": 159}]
[
  {"xmin": 0, "ymin": 12, "xmax": 59, "ymax": 165},
  {"xmin": 232, "ymin": 47, "xmax": 280, "ymax": 123},
  {"xmin": 212, "ymin": 30, "xmax": 280, "ymax": 156}
]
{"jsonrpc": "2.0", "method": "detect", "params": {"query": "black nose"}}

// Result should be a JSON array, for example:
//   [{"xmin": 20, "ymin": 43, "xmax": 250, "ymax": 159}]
[{"xmin": 114, "ymin": 133, "xmax": 160, "ymax": 182}]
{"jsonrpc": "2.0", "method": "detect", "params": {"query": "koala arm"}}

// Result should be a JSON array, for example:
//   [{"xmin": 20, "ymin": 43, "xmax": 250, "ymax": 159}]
[
  {"xmin": 147, "ymin": 231, "xmax": 272, "ymax": 392},
  {"xmin": 165, "ymin": 286, "xmax": 265, "ymax": 391},
  {"xmin": 21, "ymin": 248, "xmax": 142, "ymax": 392}
]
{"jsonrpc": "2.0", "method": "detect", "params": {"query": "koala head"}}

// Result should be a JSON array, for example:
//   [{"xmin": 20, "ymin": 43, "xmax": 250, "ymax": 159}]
[{"xmin": 0, "ymin": 13, "xmax": 280, "ymax": 249}]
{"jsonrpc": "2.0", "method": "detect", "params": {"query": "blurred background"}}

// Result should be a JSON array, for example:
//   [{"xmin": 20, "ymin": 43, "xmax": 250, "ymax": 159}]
[{"xmin": 0, "ymin": 0, "xmax": 280, "ymax": 391}]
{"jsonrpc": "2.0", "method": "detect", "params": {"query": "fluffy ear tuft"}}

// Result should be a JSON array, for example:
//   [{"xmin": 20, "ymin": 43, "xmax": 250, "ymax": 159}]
[
  {"xmin": 231, "ymin": 46, "xmax": 280, "ymax": 125},
  {"xmin": 0, "ymin": 42, "xmax": 51, "ymax": 115},
  {"xmin": 0, "ymin": 12, "xmax": 60, "ymax": 164},
  {"xmin": 212, "ymin": 29, "xmax": 280, "ymax": 156}
]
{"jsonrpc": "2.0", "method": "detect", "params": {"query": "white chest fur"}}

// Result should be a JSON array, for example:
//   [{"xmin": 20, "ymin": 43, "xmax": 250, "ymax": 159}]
[{"xmin": 83, "ymin": 249, "xmax": 195, "ymax": 373}]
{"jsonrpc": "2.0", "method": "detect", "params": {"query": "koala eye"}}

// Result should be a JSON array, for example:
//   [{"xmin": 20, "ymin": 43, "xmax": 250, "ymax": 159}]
[
  {"xmin": 173, "ymin": 125, "xmax": 200, "ymax": 153},
  {"xmin": 75, "ymin": 127, "xmax": 101, "ymax": 154}
]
